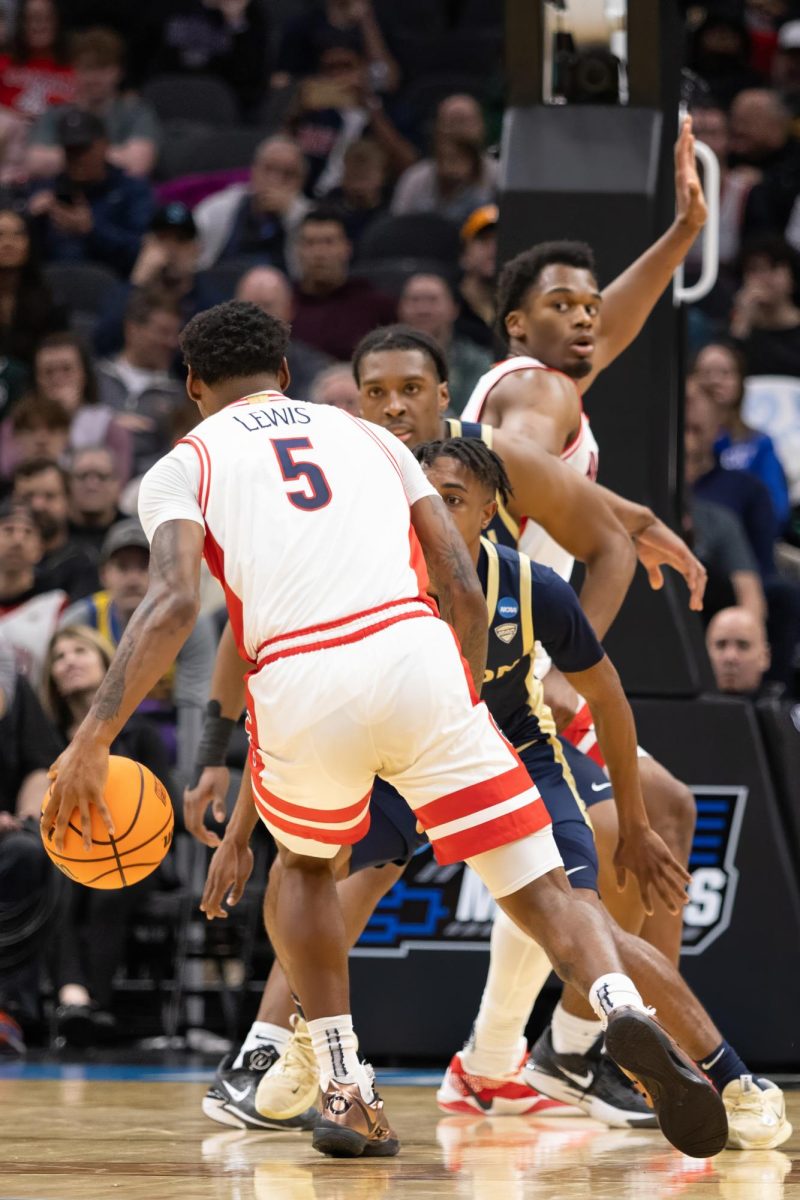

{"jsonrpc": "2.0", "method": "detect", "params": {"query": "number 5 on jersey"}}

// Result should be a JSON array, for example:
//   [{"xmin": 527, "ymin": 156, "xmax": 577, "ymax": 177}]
[{"xmin": 272, "ymin": 437, "xmax": 333, "ymax": 511}]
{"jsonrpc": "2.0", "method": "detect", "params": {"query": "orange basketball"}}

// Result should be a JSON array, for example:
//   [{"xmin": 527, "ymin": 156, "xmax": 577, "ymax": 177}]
[{"xmin": 41, "ymin": 755, "xmax": 173, "ymax": 889}]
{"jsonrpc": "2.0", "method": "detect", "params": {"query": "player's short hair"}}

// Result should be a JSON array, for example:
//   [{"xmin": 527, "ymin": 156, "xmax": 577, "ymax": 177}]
[
  {"xmin": 496, "ymin": 240, "xmax": 598, "ymax": 330},
  {"xmin": 352, "ymin": 325, "xmax": 449, "ymax": 384},
  {"xmin": 180, "ymin": 300, "xmax": 290, "ymax": 384},
  {"xmin": 414, "ymin": 437, "xmax": 513, "ymax": 507},
  {"xmin": 299, "ymin": 205, "xmax": 349, "ymax": 237}
]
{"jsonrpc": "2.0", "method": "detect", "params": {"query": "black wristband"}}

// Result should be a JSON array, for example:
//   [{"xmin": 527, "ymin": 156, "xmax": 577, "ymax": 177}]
[{"xmin": 195, "ymin": 700, "xmax": 237, "ymax": 769}]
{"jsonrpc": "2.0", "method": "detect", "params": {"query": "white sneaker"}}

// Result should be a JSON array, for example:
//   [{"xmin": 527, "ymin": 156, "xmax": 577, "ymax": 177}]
[
  {"xmin": 722, "ymin": 1075, "xmax": 792, "ymax": 1150},
  {"xmin": 255, "ymin": 1015, "xmax": 320, "ymax": 1125}
]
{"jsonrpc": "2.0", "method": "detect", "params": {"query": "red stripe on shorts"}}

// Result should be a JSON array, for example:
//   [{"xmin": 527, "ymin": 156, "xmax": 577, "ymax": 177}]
[
  {"xmin": 252, "ymin": 778, "xmax": 372, "ymax": 846},
  {"xmin": 431, "ymin": 797, "xmax": 550, "ymax": 866},
  {"xmin": 560, "ymin": 702, "xmax": 607, "ymax": 768},
  {"xmin": 415, "ymin": 762, "xmax": 534, "ymax": 830},
  {"xmin": 248, "ymin": 747, "xmax": 372, "ymax": 825}
]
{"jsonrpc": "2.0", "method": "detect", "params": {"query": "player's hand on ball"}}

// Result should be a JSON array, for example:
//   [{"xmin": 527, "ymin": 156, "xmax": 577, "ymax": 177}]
[
  {"xmin": 41, "ymin": 738, "xmax": 114, "ymax": 852},
  {"xmin": 184, "ymin": 766, "xmax": 230, "ymax": 848},
  {"xmin": 200, "ymin": 835, "xmax": 254, "ymax": 920},
  {"xmin": 614, "ymin": 824, "xmax": 691, "ymax": 917}
]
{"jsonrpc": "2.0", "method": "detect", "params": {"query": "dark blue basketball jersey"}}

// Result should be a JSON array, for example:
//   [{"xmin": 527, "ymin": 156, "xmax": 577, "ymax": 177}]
[
  {"xmin": 478, "ymin": 538, "xmax": 604, "ymax": 750},
  {"xmin": 444, "ymin": 417, "xmax": 520, "ymax": 549}
]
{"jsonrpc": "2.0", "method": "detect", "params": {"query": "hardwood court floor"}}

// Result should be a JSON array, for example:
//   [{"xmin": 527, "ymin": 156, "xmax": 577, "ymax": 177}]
[{"xmin": 0, "ymin": 1079, "xmax": 798, "ymax": 1199}]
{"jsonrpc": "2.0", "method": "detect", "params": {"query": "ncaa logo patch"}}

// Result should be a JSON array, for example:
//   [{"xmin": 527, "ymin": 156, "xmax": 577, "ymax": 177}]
[
  {"xmin": 497, "ymin": 596, "xmax": 519, "ymax": 620},
  {"xmin": 494, "ymin": 622, "xmax": 518, "ymax": 644},
  {"xmin": 681, "ymin": 785, "xmax": 748, "ymax": 956}
]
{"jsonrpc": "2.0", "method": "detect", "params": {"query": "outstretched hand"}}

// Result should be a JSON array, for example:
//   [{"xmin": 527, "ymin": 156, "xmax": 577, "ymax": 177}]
[
  {"xmin": 675, "ymin": 115, "xmax": 707, "ymax": 234},
  {"xmin": 634, "ymin": 517, "xmax": 707, "ymax": 611}
]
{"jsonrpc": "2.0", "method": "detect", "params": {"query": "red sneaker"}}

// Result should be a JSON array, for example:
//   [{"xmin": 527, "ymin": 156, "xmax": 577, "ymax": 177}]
[{"xmin": 436, "ymin": 1050, "xmax": 572, "ymax": 1116}]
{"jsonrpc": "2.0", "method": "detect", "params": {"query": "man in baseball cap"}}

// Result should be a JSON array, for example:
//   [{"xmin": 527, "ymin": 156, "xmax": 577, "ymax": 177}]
[{"xmin": 457, "ymin": 203, "xmax": 499, "ymax": 350}]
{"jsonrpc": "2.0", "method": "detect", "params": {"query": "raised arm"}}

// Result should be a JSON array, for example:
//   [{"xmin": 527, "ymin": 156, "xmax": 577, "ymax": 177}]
[
  {"xmin": 410, "ymin": 493, "xmax": 488, "ymax": 693},
  {"xmin": 498, "ymin": 433, "xmax": 635, "ymax": 638},
  {"xmin": 588, "ymin": 117, "xmax": 707, "ymax": 384},
  {"xmin": 42, "ymin": 519, "xmax": 204, "ymax": 850}
]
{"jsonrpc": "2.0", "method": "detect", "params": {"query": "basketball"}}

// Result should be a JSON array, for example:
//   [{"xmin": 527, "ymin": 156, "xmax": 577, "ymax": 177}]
[{"xmin": 41, "ymin": 755, "xmax": 174, "ymax": 890}]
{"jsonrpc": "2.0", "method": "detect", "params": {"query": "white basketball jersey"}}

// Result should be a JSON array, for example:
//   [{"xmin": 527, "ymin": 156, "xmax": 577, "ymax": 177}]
[
  {"xmin": 462, "ymin": 356, "xmax": 599, "ymax": 581},
  {"xmin": 0, "ymin": 590, "xmax": 66, "ymax": 685},
  {"xmin": 138, "ymin": 392, "xmax": 436, "ymax": 661}
]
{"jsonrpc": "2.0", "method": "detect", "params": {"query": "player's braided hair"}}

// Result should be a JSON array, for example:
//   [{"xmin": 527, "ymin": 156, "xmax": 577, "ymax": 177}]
[
  {"xmin": 414, "ymin": 437, "xmax": 513, "ymax": 507},
  {"xmin": 179, "ymin": 300, "xmax": 290, "ymax": 384},
  {"xmin": 352, "ymin": 324, "xmax": 448, "ymax": 384},
  {"xmin": 495, "ymin": 240, "xmax": 597, "ymax": 337}
]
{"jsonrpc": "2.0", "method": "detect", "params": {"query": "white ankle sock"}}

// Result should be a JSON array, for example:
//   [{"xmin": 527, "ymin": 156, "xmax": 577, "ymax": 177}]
[
  {"xmin": 306, "ymin": 1014, "xmax": 373, "ymax": 1102},
  {"xmin": 589, "ymin": 973, "xmax": 646, "ymax": 1027},
  {"xmin": 551, "ymin": 1000, "xmax": 602, "ymax": 1055},
  {"xmin": 233, "ymin": 1020, "xmax": 291, "ymax": 1068},
  {"xmin": 461, "ymin": 908, "xmax": 553, "ymax": 1078}
]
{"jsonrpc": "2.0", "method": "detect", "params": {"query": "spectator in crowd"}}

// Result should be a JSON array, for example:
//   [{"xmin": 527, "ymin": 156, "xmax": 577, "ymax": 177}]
[
  {"xmin": 392, "ymin": 93, "xmax": 497, "ymax": 214},
  {"xmin": 26, "ymin": 27, "xmax": 161, "ymax": 180},
  {"xmin": 706, "ymin": 605, "xmax": 772, "ymax": 696},
  {"xmin": 5, "ymin": 395, "xmax": 70, "ymax": 472},
  {"xmin": 772, "ymin": 19, "xmax": 800, "ymax": 116},
  {"xmin": 391, "ymin": 133, "xmax": 495, "ymax": 225},
  {"xmin": 33, "ymin": 332, "xmax": 132, "ymax": 480},
  {"xmin": 42, "ymin": 623, "xmax": 175, "ymax": 1046},
  {"xmin": 322, "ymin": 136, "xmax": 389, "ymax": 244},
  {"xmin": 397, "ymin": 272, "xmax": 492, "ymax": 413},
  {"xmin": 310, "ymin": 362, "xmax": 361, "ymax": 413},
  {"xmin": 689, "ymin": 496, "xmax": 767, "ymax": 626},
  {"xmin": 291, "ymin": 206, "xmax": 395, "ymax": 360},
  {"xmin": 67, "ymin": 445, "xmax": 124, "ymax": 556},
  {"xmin": 194, "ymin": 135, "xmax": 311, "ymax": 274},
  {"xmin": 144, "ymin": 0, "xmax": 270, "ymax": 120},
  {"xmin": 457, "ymin": 203, "xmax": 498, "ymax": 351},
  {"xmin": 61, "ymin": 519, "xmax": 215, "ymax": 780},
  {"xmin": 729, "ymin": 89, "xmax": 800, "ymax": 235},
  {"xmin": 0, "ymin": 632, "xmax": 62, "ymax": 1057},
  {"xmin": 288, "ymin": 35, "xmax": 415, "ymax": 196},
  {"xmin": 685, "ymin": 384, "xmax": 777, "ymax": 578},
  {"xmin": 234, "ymin": 265, "xmax": 333, "ymax": 396},
  {"xmin": 12, "ymin": 458, "xmax": 99, "ymax": 600},
  {"xmin": 0, "ymin": 207, "xmax": 66, "ymax": 366},
  {"xmin": 690, "ymin": 103, "xmax": 760, "ymax": 272},
  {"xmin": 688, "ymin": 13, "xmax": 765, "ymax": 108},
  {"xmin": 96, "ymin": 289, "xmax": 183, "ymax": 476},
  {"xmin": 0, "ymin": 500, "xmax": 65, "ymax": 683},
  {"xmin": 0, "ymin": 356, "xmax": 30, "ymax": 427},
  {"xmin": 0, "ymin": 0, "xmax": 74, "ymax": 121},
  {"xmin": 691, "ymin": 342, "xmax": 790, "ymax": 528},
  {"xmin": 28, "ymin": 108, "xmax": 154, "ymax": 276},
  {"xmin": 273, "ymin": 0, "xmax": 400, "ymax": 93},
  {"xmin": 730, "ymin": 235, "xmax": 800, "ymax": 377},
  {"xmin": 95, "ymin": 203, "xmax": 218, "ymax": 362}
]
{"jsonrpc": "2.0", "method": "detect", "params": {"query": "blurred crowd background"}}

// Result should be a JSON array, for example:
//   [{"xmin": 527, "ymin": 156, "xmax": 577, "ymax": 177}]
[{"xmin": 1, "ymin": 0, "xmax": 799, "ymax": 1062}]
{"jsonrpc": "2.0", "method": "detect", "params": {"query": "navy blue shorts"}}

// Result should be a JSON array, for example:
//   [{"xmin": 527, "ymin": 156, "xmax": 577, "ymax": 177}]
[
  {"xmin": 351, "ymin": 738, "xmax": 598, "ymax": 893},
  {"xmin": 558, "ymin": 736, "xmax": 614, "ymax": 810}
]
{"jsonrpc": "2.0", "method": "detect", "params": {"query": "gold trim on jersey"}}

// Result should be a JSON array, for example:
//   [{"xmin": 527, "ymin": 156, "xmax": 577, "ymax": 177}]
[
  {"xmin": 480, "ymin": 535, "xmax": 500, "ymax": 627},
  {"xmin": 518, "ymin": 552, "xmax": 534, "ymax": 658}
]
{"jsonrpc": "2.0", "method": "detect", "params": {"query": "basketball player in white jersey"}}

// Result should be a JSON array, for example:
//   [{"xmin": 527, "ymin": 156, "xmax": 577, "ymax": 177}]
[{"xmin": 43, "ymin": 302, "xmax": 725, "ymax": 1161}]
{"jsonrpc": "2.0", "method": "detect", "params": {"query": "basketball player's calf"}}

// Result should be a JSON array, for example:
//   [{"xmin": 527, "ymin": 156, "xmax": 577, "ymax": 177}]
[{"xmin": 637, "ymin": 757, "xmax": 696, "ymax": 964}]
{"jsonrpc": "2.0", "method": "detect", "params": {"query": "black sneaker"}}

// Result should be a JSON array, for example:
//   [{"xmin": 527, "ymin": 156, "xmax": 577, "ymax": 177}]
[
  {"xmin": 202, "ymin": 1046, "xmax": 316, "ymax": 1131},
  {"xmin": 604, "ymin": 1007, "xmax": 728, "ymax": 1158},
  {"xmin": 524, "ymin": 1025, "xmax": 658, "ymax": 1128}
]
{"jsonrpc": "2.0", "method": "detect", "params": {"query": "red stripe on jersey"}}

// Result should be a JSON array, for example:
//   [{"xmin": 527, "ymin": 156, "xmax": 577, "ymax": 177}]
[
  {"xmin": 202, "ymin": 522, "xmax": 248, "ymax": 660},
  {"xmin": 258, "ymin": 607, "xmax": 433, "ymax": 668},
  {"xmin": 430, "ymin": 797, "xmax": 550, "ymax": 866},
  {"xmin": 178, "ymin": 435, "xmax": 212, "ymax": 513},
  {"xmin": 415, "ymin": 761, "xmax": 533, "ymax": 830},
  {"xmin": 177, "ymin": 437, "xmax": 205, "ymax": 510},
  {"xmin": 255, "ymin": 595, "xmax": 436, "ymax": 656},
  {"xmin": 342, "ymin": 411, "xmax": 403, "ymax": 483},
  {"xmin": 409, "ymin": 523, "xmax": 432, "ymax": 601}
]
